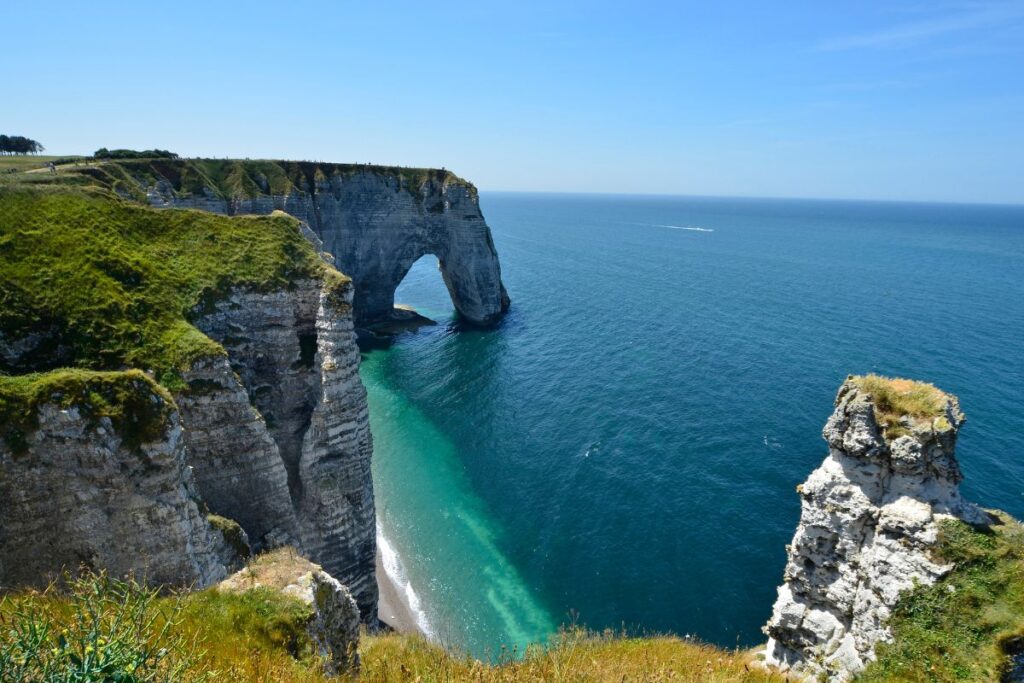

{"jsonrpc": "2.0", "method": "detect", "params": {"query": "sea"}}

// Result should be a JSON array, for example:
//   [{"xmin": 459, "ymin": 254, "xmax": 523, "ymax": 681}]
[{"xmin": 361, "ymin": 193, "xmax": 1024, "ymax": 658}]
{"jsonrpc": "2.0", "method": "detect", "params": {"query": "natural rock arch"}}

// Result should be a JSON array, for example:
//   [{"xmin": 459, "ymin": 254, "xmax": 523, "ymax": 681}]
[
  {"xmin": 138, "ymin": 161, "xmax": 511, "ymax": 327},
  {"xmin": 307, "ymin": 175, "xmax": 511, "ymax": 327}
]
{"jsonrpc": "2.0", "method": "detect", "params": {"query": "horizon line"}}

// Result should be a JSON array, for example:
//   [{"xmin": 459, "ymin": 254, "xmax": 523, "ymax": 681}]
[
  {"xmin": 476, "ymin": 187, "xmax": 1024, "ymax": 209},
  {"xmin": 27, "ymin": 152, "xmax": 1024, "ymax": 209}
]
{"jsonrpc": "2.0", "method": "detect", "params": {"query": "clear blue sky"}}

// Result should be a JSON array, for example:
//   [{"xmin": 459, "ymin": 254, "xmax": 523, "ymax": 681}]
[{"xmin": 8, "ymin": 1, "xmax": 1024, "ymax": 203}]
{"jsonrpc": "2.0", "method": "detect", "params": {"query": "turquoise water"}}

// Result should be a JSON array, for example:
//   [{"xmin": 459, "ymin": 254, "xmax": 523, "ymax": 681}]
[{"xmin": 363, "ymin": 193, "xmax": 1024, "ymax": 658}]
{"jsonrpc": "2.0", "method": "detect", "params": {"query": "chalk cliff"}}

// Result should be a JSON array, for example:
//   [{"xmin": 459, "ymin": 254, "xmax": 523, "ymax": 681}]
[
  {"xmin": 0, "ymin": 372, "xmax": 228, "ymax": 589},
  {"xmin": 114, "ymin": 159, "xmax": 510, "ymax": 326},
  {"xmin": 1, "ymin": 160, "xmax": 507, "ymax": 628},
  {"xmin": 763, "ymin": 376, "xmax": 986, "ymax": 681},
  {"xmin": 183, "ymin": 278, "xmax": 376, "ymax": 620},
  {"xmin": 0, "ymin": 186, "xmax": 378, "ymax": 623}
]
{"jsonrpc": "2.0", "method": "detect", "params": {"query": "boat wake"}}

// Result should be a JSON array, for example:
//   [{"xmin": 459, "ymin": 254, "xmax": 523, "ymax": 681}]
[{"xmin": 654, "ymin": 224, "xmax": 715, "ymax": 232}]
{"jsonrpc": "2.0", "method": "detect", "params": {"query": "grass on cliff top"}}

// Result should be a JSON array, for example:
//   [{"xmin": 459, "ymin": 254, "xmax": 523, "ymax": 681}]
[
  {"xmin": 0, "ymin": 185, "xmax": 346, "ymax": 448},
  {"xmin": 851, "ymin": 374, "xmax": 951, "ymax": 437},
  {"xmin": 0, "ymin": 368, "xmax": 175, "ymax": 455},
  {"xmin": 0, "ymin": 565, "xmax": 773, "ymax": 683},
  {"xmin": 0, "ymin": 155, "xmax": 75, "ymax": 173},
  {"xmin": 0, "ymin": 368, "xmax": 179, "ymax": 454},
  {"xmin": 359, "ymin": 630, "xmax": 771, "ymax": 683},
  {"xmin": 860, "ymin": 511, "xmax": 1024, "ymax": 682},
  {"xmin": 23, "ymin": 157, "xmax": 475, "ymax": 202},
  {"xmin": 0, "ymin": 186, "xmax": 341, "ymax": 379}
]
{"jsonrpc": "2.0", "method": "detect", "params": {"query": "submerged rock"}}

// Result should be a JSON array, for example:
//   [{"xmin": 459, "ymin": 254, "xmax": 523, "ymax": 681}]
[{"xmin": 763, "ymin": 375, "xmax": 987, "ymax": 681}]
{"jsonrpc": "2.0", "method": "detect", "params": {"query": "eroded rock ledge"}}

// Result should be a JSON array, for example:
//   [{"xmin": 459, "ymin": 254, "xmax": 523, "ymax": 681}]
[
  {"xmin": 0, "ymin": 373, "xmax": 227, "ymax": 590},
  {"xmin": 763, "ymin": 375, "xmax": 987, "ymax": 681},
  {"xmin": 218, "ymin": 548, "xmax": 361, "ymax": 675}
]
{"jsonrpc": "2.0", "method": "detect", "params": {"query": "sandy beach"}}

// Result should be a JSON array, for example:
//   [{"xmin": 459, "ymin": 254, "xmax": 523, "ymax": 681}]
[{"xmin": 376, "ymin": 544, "xmax": 424, "ymax": 635}]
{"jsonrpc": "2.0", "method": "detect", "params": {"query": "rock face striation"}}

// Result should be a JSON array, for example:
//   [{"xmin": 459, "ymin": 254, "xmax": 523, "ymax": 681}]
[
  {"xmin": 180, "ymin": 278, "xmax": 377, "ymax": 620},
  {"xmin": 135, "ymin": 161, "xmax": 510, "ymax": 326},
  {"xmin": 0, "ymin": 376, "xmax": 228, "ymax": 590},
  {"xmin": 763, "ymin": 376, "xmax": 986, "ymax": 681}
]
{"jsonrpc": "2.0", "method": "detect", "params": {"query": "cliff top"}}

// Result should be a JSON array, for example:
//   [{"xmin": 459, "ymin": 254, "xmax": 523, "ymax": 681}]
[
  {"xmin": 848, "ymin": 373, "xmax": 956, "ymax": 438},
  {"xmin": 0, "ymin": 368, "xmax": 174, "ymax": 454},
  {"xmin": 2, "ymin": 157, "xmax": 476, "ymax": 201},
  {"xmin": 0, "ymin": 186, "xmax": 347, "ymax": 448}
]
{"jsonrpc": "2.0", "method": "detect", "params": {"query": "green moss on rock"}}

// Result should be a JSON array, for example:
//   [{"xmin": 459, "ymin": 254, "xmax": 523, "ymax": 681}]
[
  {"xmin": 0, "ymin": 369, "xmax": 174, "ymax": 453},
  {"xmin": 207, "ymin": 514, "xmax": 252, "ymax": 560}
]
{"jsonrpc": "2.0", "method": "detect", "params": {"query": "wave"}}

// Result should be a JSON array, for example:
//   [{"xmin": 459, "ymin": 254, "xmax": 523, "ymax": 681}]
[{"xmin": 376, "ymin": 521, "xmax": 434, "ymax": 637}]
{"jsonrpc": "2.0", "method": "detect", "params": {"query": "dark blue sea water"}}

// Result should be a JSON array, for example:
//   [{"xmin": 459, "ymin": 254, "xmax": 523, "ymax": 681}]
[{"xmin": 364, "ymin": 193, "xmax": 1024, "ymax": 658}]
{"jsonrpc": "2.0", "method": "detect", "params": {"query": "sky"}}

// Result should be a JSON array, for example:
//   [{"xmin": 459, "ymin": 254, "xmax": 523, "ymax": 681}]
[{"xmin": 7, "ymin": 1, "xmax": 1024, "ymax": 203}]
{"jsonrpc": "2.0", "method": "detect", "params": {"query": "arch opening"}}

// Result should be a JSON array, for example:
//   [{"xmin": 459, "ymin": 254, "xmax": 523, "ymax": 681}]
[{"xmin": 362, "ymin": 254, "xmax": 455, "ymax": 336}]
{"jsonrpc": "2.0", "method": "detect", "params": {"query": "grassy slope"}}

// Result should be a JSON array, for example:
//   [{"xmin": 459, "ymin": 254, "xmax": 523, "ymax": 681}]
[
  {"xmin": 5, "ymin": 516, "xmax": 1022, "ymax": 683},
  {"xmin": 0, "ymin": 577, "xmax": 772, "ymax": 683},
  {"xmin": 860, "ymin": 512, "xmax": 1024, "ymax": 682},
  {"xmin": 0, "ymin": 155, "xmax": 78, "ymax": 173},
  {"xmin": 0, "ymin": 185, "xmax": 343, "ymax": 447}
]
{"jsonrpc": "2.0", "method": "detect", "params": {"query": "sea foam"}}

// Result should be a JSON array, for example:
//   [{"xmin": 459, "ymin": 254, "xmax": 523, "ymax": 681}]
[{"xmin": 377, "ymin": 522, "xmax": 434, "ymax": 637}]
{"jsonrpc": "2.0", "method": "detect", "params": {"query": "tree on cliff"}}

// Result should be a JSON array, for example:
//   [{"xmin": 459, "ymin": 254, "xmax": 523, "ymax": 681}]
[
  {"xmin": 93, "ymin": 147, "xmax": 178, "ymax": 160},
  {"xmin": 0, "ymin": 135, "xmax": 44, "ymax": 155}
]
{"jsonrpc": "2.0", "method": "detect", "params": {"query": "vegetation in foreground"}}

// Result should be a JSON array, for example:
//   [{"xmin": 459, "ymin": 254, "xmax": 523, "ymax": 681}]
[
  {"xmin": 0, "ymin": 571, "xmax": 770, "ymax": 683},
  {"xmin": 860, "ymin": 511, "xmax": 1024, "ymax": 682},
  {"xmin": 4, "ymin": 513, "xmax": 1022, "ymax": 682}
]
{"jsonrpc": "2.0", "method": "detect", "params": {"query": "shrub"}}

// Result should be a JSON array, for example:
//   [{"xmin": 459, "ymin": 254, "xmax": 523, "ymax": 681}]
[{"xmin": 0, "ymin": 573, "xmax": 204, "ymax": 682}]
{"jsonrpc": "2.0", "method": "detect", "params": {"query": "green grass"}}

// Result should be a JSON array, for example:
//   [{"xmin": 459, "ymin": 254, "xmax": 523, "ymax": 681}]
[
  {"xmin": 0, "ymin": 186, "xmax": 335, "ymax": 377},
  {"xmin": 0, "ymin": 155, "xmax": 85, "ymax": 172},
  {"xmin": 851, "ymin": 374, "xmax": 951, "ymax": 439},
  {"xmin": 0, "ymin": 369, "xmax": 174, "ymax": 454},
  {"xmin": 859, "ymin": 511, "xmax": 1024, "ymax": 682},
  {"xmin": 25, "ymin": 157, "xmax": 475, "ymax": 202},
  {"xmin": 0, "ymin": 185, "xmax": 343, "ymax": 449},
  {"xmin": 0, "ymin": 572, "xmax": 206, "ymax": 682},
  {"xmin": 1, "ymin": 568, "xmax": 772, "ymax": 683}
]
